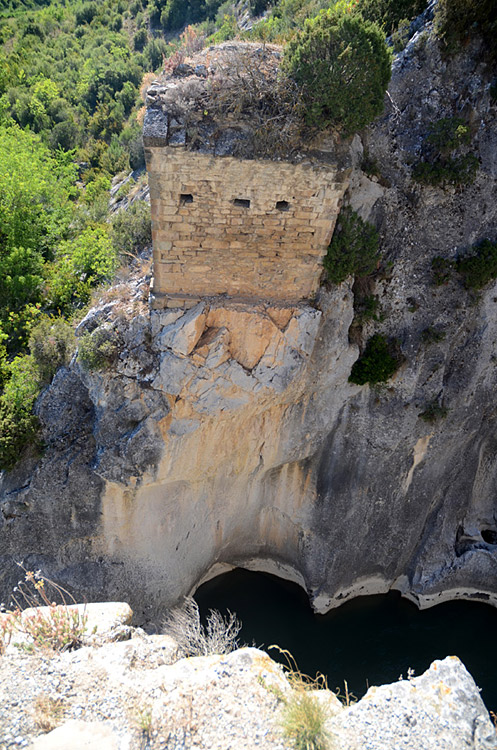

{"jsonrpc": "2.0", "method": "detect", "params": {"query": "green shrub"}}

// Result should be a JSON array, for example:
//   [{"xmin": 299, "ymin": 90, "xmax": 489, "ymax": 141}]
[
  {"xmin": 78, "ymin": 327, "xmax": 119, "ymax": 371},
  {"xmin": 111, "ymin": 201, "xmax": 152, "ymax": 258},
  {"xmin": 435, "ymin": 0, "xmax": 497, "ymax": 59},
  {"xmin": 456, "ymin": 239, "xmax": 497, "ymax": 290},
  {"xmin": 323, "ymin": 207, "xmax": 380, "ymax": 284},
  {"xmin": 426, "ymin": 117, "xmax": 471, "ymax": 151},
  {"xmin": 0, "ymin": 355, "xmax": 41, "ymax": 471},
  {"xmin": 29, "ymin": 316, "xmax": 76, "ymax": 384},
  {"xmin": 412, "ymin": 117, "xmax": 478, "ymax": 188},
  {"xmin": 283, "ymin": 8, "xmax": 391, "ymax": 135},
  {"xmin": 357, "ymin": 0, "xmax": 427, "ymax": 34},
  {"xmin": 421, "ymin": 326, "xmax": 446, "ymax": 344},
  {"xmin": 354, "ymin": 294, "xmax": 382, "ymax": 323},
  {"xmin": 419, "ymin": 401, "xmax": 448, "ymax": 422},
  {"xmin": 349, "ymin": 333, "xmax": 400, "ymax": 385},
  {"xmin": 47, "ymin": 226, "xmax": 117, "ymax": 313},
  {"xmin": 431, "ymin": 256, "xmax": 453, "ymax": 286}
]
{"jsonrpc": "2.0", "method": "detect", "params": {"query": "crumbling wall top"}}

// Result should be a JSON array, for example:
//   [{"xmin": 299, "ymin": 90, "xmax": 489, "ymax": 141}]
[{"xmin": 143, "ymin": 41, "xmax": 343, "ymax": 164}]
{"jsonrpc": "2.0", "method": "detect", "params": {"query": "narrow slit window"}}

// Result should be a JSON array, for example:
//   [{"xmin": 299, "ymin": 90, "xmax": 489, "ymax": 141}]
[
  {"xmin": 180, "ymin": 193, "xmax": 193, "ymax": 205},
  {"xmin": 276, "ymin": 200, "xmax": 290, "ymax": 211},
  {"xmin": 233, "ymin": 198, "xmax": 250, "ymax": 208}
]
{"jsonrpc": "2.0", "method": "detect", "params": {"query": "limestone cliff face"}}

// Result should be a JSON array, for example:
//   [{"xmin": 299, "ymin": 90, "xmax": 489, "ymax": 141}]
[{"xmin": 1, "ymin": 20, "xmax": 497, "ymax": 621}]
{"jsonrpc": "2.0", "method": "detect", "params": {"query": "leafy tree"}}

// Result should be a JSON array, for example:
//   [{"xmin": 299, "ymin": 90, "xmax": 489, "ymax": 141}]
[
  {"xmin": 283, "ymin": 8, "xmax": 391, "ymax": 135},
  {"xmin": 46, "ymin": 226, "xmax": 117, "ymax": 313},
  {"xmin": 0, "ymin": 354, "xmax": 41, "ymax": 471}
]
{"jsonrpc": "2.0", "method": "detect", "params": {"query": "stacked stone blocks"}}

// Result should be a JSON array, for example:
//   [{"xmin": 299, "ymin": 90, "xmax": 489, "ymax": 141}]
[{"xmin": 147, "ymin": 146, "xmax": 345, "ymax": 307}]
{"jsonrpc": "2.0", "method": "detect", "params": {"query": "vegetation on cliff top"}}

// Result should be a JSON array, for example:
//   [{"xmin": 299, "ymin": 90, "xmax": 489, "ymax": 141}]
[{"xmin": 282, "ymin": 8, "xmax": 391, "ymax": 135}]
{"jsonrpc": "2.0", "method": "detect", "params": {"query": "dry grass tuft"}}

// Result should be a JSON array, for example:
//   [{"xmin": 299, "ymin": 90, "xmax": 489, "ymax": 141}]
[
  {"xmin": 162, "ymin": 597, "xmax": 241, "ymax": 658},
  {"xmin": 33, "ymin": 694, "xmax": 65, "ymax": 733},
  {"xmin": 268, "ymin": 646, "xmax": 334, "ymax": 750}
]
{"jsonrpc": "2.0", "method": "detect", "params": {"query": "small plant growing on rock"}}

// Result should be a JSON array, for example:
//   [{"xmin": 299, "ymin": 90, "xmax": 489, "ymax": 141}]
[
  {"xmin": 78, "ymin": 327, "xmax": 119, "ymax": 371},
  {"xmin": 431, "ymin": 256, "xmax": 453, "ymax": 286},
  {"xmin": 269, "ymin": 646, "xmax": 333, "ymax": 750},
  {"xmin": 456, "ymin": 239, "xmax": 497, "ymax": 290},
  {"xmin": 324, "ymin": 207, "xmax": 380, "ymax": 284},
  {"xmin": 162, "ymin": 597, "xmax": 242, "ymax": 658},
  {"xmin": 133, "ymin": 705, "xmax": 154, "ymax": 741},
  {"xmin": 349, "ymin": 334, "xmax": 401, "ymax": 385},
  {"xmin": 4, "ymin": 564, "xmax": 87, "ymax": 653},
  {"xmin": 282, "ymin": 689, "xmax": 329, "ymax": 750},
  {"xmin": 33, "ymin": 694, "xmax": 66, "ymax": 733},
  {"xmin": 28, "ymin": 316, "xmax": 76, "ymax": 384},
  {"xmin": 412, "ymin": 117, "xmax": 479, "ymax": 188},
  {"xmin": 421, "ymin": 326, "xmax": 446, "ymax": 344},
  {"xmin": 419, "ymin": 401, "xmax": 448, "ymax": 422}
]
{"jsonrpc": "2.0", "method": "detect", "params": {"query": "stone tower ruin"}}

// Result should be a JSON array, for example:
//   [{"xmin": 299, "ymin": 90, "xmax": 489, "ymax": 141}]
[{"xmin": 143, "ymin": 43, "xmax": 349, "ymax": 309}]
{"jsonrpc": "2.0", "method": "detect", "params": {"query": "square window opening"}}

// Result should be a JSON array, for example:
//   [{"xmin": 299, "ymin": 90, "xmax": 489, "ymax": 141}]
[
  {"xmin": 180, "ymin": 193, "xmax": 193, "ymax": 205},
  {"xmin": 276, "ymin": 200, "xmax": 290, "ymax": 211},
  {"xmin": 233, "ymin": 198, "xmax": 250, "ymax": 208}
]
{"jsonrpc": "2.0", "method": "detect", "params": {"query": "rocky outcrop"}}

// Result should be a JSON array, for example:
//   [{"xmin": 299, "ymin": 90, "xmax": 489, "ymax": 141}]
[
  {"xmin": 0, "ymin": 612, "xmax": 495, "ymax": 750},
  {"xmin": 1, "ymin": 16, "xmax": 497, "ymax": 624}
]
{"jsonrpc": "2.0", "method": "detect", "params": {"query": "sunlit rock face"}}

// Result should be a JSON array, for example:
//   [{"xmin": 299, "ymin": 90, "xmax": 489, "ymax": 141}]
[{"xmin": 2, "ymin": 22, "xmax": 497, "ymax": 623}]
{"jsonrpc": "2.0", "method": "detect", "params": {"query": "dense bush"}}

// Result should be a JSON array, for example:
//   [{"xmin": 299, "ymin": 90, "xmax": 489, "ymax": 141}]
[
  {"xmin": 29, "ymin": 317, "xmax": 76, "ymax": 384},
  {"xmin": 323, "ymin": 207, "xmax": 380, "ymax": 283},
  {"xmin": 431, "ymin": 256, "xmax": 453, "ymax": 286},
  {"xmin": 419, "ymin": 401, "xmax": 448, "ymax": 422},
  {"xmin": 111, "ymin": 202, "xmax": 152, "ymax": 258},
  {"xmin": 0, "ymin": 355, "xmax": 41, "ymax": 471},
  {"xmin": 456, "ymin": 240, "xmax": 497, "ymax": 290},
  {"xmin": 357, "ymin": 0, "xmax": 427, "ymax": 34},
  {"xmin": 46, "ymin": 227, "xmax": 117, "ymax": 313},
  {"xmin": 78, "ymin": 327, "xmax": 119, "ymax": 371},
  {"xmin": 283, "ymin": 8, "xmax": 391, "ymax": 135},
  {"xmin": 412, "ymin": 117, "xmax": 478, "ymax": 188},
  {"xmin": 349, "ymin": 333, "xmax": 400, "ymax": 385},
  {"xmin": 435, "ymin": 0, "xmax": 497, "ymax": 59}
]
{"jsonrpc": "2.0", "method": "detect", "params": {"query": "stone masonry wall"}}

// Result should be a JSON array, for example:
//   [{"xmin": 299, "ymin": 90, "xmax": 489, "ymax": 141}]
[{"xmin": 146, "ymin": 146, "xmax": 348, "ymax": 306}]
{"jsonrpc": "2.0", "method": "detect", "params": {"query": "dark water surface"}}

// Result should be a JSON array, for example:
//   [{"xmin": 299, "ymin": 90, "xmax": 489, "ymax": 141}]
[{"xmin": 195, "ymin": 568, "xmax": 497, "ymax": 709}]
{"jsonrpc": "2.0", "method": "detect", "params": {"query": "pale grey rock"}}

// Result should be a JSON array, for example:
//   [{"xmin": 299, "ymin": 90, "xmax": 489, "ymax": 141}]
[
  {"xmin": 284, "ymin": 308, "xmax": 322, "ymax": 356},
  {"xmin": 152, "ymin": 350, "xmax": 197, "ymax": 395},
  {"xmin": 29, "ymin": 720, "xmax": 121, "ymax": 750},
  {"xmin": 329, "ymin": 657, "xmax": 497, "ymax": 750},
  {"xmin": 157, "ymin": 302, "xmax": 206, "ymax": 355},
  {"xmin": 75, "ymin": 302, "xmax": 119, "ymax": 336},
  {"xmin": 168, "ymin": 418, "xmax": 200, "ymax": 437},
  {"xmin": 224, "ymin": 360, "xmax": 258, "ymax": 391},
  {"xmin": 204, "ymin": 326, "xmax": 231, "ymax": 368},
  {"xmin": 150, "ymin": 307, "xmax": 184, "ymax": 338}
]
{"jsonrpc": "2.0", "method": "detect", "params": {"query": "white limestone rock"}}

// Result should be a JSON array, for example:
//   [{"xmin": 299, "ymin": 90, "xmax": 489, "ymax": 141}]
[
  {"xmin": 152, "ymin": 350, "xmax": 197, "ymax": 395},
  {"xmin": 329, "ymin": 656, "xmax": 497, "ymax": 750},
  {"xmin": 157, "ymin": 302, "xmax": 206, "ymax": 355},
  {"xmin": 29, "ymin": 720, "xmax": 122, "ymax": 750}
]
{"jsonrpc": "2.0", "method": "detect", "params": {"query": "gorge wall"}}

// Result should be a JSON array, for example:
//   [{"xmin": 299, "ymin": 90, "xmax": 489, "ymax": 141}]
[{"xmin": 1, "ymin": 24, "xmax": 497, "ymax": 625}]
